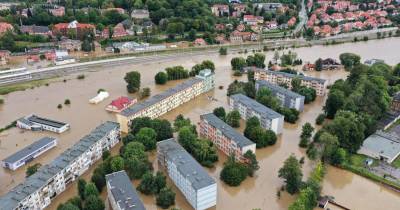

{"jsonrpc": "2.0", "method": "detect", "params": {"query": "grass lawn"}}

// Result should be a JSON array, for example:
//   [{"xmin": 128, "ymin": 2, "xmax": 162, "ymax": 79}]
[
  {"xmin": 391, "ymin": 156, "xmax": 400, "ymax": 168},
  {"xmin": 348, "ymin": 154, "xmax": 378, "ymax": 167},
  {"xmin": 0, "ymin": 79, "xmax": 49, "ymax": 95}
]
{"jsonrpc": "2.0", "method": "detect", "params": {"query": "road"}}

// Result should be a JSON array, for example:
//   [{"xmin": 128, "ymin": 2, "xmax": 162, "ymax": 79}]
[{"xmin": 294, "ymin": 0, "xmax": 308, "ymax": 35}]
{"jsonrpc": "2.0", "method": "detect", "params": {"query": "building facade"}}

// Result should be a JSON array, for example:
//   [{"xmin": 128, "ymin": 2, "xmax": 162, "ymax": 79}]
[
  {"xmin": 391, "ymin": 92, "xmax": 400, "ymax": 112},
  {"xmin": 117, "ymin": 69, "xmax": 215, "ymax": 133},
  {"xmin": 106, "ymin": 170, "xmax": 146, "ymax": 210},
  {"xmin": 229, "ymin": 94, "xmax": 284, "ymax": 134},
  {"xmin": 199, "ymin": 113, "xmax": 256, "ymax": 162},
  {"xmin": 157, "ymin": 139, "xmax": 217, "ymax": 210},
  {"xmin": 253, "ymin": 69, "xmax": 327, "ymax": 96},
  {"xmin": 2, "ymin": 137, "xmax": 57, "ymax": 171},
  {"xmin": 255, "ymin": 80, "xmax": 305, "ymax": 111},
  {"xmin": 17, "ymin": 114, "xmax": 70, "ymax": 133},
  {"xmin": 0, "ymin": 121, "xmax": 120, "ymax": 210}
]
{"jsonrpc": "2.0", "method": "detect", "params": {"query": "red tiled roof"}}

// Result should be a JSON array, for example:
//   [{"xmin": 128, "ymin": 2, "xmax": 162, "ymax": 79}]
[{"xmin": 109, "ymin": 97, "xmax": 133, "ymax": 110}]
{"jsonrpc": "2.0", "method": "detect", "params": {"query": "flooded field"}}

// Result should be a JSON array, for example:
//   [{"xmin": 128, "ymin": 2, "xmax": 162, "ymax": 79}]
[{"xmin": 1, "ymin": 37, "xmax": 400, "ymax": 210}]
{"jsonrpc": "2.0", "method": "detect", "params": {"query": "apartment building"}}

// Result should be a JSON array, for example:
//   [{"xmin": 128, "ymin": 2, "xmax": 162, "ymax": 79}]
[
  {"xmin": 0, "ymin": 121, "xmax": 120, "ymax": 210},
  {"xmin": 157, "ymin": 139, "xmax": 217, "ymax": 210},
  {"xmin": 117, "ymin": 69, "xmax": 215, "ymax": 133},
  {"xmin": 2, "ymin": 137, "xmax": 57, "ymax": 171},
  {"xmin": 253, "ymin": 69, "xmax": 327, "ymax": 96},
  {"xmin": 106, "ymin": 170, "xmax": 146, "ymax": 210},
  {"xmin": 17, "ymin": 114, "xmax": 70, "ymax": 133},
  {"xmin": 255, "ymin": 80, "xmax": 305, "ymax": 111},
  {"xmin": 199, "ymin": 113, "xmax": 256, "ymax": 162},
  {"xmin": 229, "ymin": 94, "xmax": 284, "ymax": 134}
]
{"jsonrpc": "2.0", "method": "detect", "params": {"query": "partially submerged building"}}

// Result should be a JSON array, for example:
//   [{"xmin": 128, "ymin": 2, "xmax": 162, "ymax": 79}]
[
  {"xmin": 157, "ymin": 139, "xmax": 217, "ymax": 210},
  {"xmin": 199, "ymin": 113, "xmax": 256, "ymax": 162},
  {"xmin": 255, "ymin": 80, "xmax": 305, "ymax": 111},
  {"xmin": 17, "ymin": 114, "xmax": 70, "ymax": 133},
  {"xmin": 229, "ymin": 93, "xmax": 284, "ymax": 134},
  {"xmin": 253, "ymin": 69, "xmax": 327, "ymax": 96},
  {"xmin": 358, "ymin": 130, "xmax": 400, "ymax": 163},
  {"xmin": 117, "ymin": 69, "xmax": 215, "ymax": 133},
  {"xmin": 2, "ymin": 137, "xmax": 57, "ymax": 170},
  {"xmin": 106, "ymin": 170, "xmax": 146, "ymax": 210},
  {"xmin": 0, "ymin": 121, "xmax": 120, "ymax": 210}
]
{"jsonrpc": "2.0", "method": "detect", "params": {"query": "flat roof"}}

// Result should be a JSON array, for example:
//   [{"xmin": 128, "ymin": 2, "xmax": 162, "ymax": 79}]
[
  {"xmin": 260, "ymin": 69, "xmax": 326, "ymax": 83},
  {"xmin": 106, "ymin": 171, "xmax": 146, "ymax": 210},
  {"xmin": 0, "ymin": 121, "xmax": 119, "ymax": 210},
  {"xmin": 157, "ymin": 139, "xmax": 216, "ymax": 191},
  {"xmin": 120, "ymin": 77, "xmax": 203, "ymax": 117},
  {"xmin": 27, "ymin": 115, "xmax": 68, "ymax": 129},
  {"xmin": 230, "ymin": 93, "xmax": 283, "ymax": 119},
  {"xmin": 256, "ymin": 80, "xmax": 304, "ymax": 99},
  {"xmin": 3, "ymin": 137, "xmax": 57, "ymax": 164},
  {"xmin": 361, "ymin": 130, "xmax": 400, "ymax": 160},
  {"xmin": 200, "ymin": 113, "xmax": 255, "ymax": 148}
]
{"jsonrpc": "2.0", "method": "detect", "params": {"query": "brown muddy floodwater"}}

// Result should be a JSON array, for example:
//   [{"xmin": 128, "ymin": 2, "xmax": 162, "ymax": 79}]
[{"xmin": 1, "ymin": 37, "xmax": 400, "ymax": 210}]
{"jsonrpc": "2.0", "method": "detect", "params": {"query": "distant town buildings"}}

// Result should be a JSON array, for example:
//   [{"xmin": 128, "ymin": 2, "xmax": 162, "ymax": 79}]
[
  {"xmin": 157, "ymin": 139, "xmax": 217, "ymax": 210},
  {"xmin": 58, "ymin": 39, "xmax": 82, "ymax": 51},
  {"xmin": 253, "ymin": 69, "xmax": 327, "ymax": 96},
  {"xmin": 106, "ymin": 170, "xmax": 146, "ymax": 210},
  {"xmin": 0, "ymin": 22, "xmax": 13, "ymax": 35},
  {"xmin": 391, "ymin": 92, "xmax": 400, "ymax": 112},
  {"xmin": 53, "ymin": 20, "xmax": 95, "ymax": 39},
  {"xmin": 255, "ymin": 80, "xmax": 305, "ymax": 111},
  {"xmin": 131, "ymin": 9, "xmax": 150, "ymax": 19},
  {"xmin": 117, "ymin": 69, "xmax": 215, "ymax": 133},
  {"xmin": 358, "ymin": 130, "xmax": 400, "ymax": 164},
  {"xmin": 365, "ymin": 58, "xmax": 384, "ymax": 66},
  {"xmin": 229, "ymin": 93, "xmax": 284, "ymax": 134},
  {"xmin": 102, "ymin": 23, "xmax": 128, "ymax": 38},
  {"xmin": 0, "ymin": 121, "xmax": 120, "ymax": 210},
  {"xmin": 16, "ymin": 114, "xmax": 70, "ymax": 133},
  {"xmin": 2, "ymin": 137, "xmax": 57, "ymax": 170},
  {"xmin": 211, "ymin": 4, "xmax": 229, "ymax": 16},
  {"xmin": 199, "ymin": 113, "xmax": 256, "ymax": 162},
  {"xmin": 0, "ymin": 50, "xmax": 10, "ymax": 65},
  {"xmin": 20, "ymin": 25, "xmax": 52, "ymax": 36}
]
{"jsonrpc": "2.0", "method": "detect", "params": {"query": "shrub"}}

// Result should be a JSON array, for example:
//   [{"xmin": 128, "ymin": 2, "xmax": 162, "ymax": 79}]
[
  {"xmin": 64, "ymin": 99, "xmax": 71, "ymax": 105},
  {"xmin": 57, "ymin": 104, "xmax": 62, "ymax": 109},
  {"xmin": 77, "ymin": 74, "xmax": 85, "ymax": 80}
]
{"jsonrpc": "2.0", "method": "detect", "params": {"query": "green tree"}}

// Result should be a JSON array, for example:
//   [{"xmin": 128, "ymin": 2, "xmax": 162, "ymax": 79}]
[
  {"xmin": 213, "ymin": 107, "xmax": 226, "ymax": 121},
  {"xmin": 156, "ymin": 187, "xmax": 176, "ymax": 209},
  {"xmin": 300, "ymin": 123, "xmax": 314, "ymax": 139},
  {"xmin": 297, "ymin": 87, "xmax": 316, "ymax": 104},
  {"xmin": 339, "ymin": 53, "xmax": 361, "ymax": 70},
  {"xmin": 315, "ymin": 58, "xmax": 323, "ymax": 71},
  {"xmin": 220, "ymin": 156, "xmax": 248, "ymax": 186},
  {"xmin": 231, "ymin": 57, "xmax": 247, "ymax": 71},
  {"xmin": 278, "ymin": 155, "xmax": 303, "ymax": 194},
  {"xmin": 66, "ymin": 197, "xmax": 82, "ymax": 210},
  {"xmin": 244, "ymin": 117, "xmax": 260, "ymax": 138},
  {"xmin": 26, "ymin": 163, "xmax": 41, "ymax": 177},
  {"xmin": 324, "ymin": 89, "xmax": 345, "ymax": 118},
  {"xmin": 83, "ymin": 195, "xmax": 104, "ymax": 210},
  {"xmin": 84, "ymin": 183, "xmax": 99, "ymax": 199},
  {"xmin": 315, "ymin": 114, "xmax": 326, "ymax": 125},
  {"xmin": 81, "ymin": 39, "xmax": 92, "ymax": 52},
  {"xmin": 139, "ymin": 87, "xmax": 151, "ymax": 99},
  {"xmin": 174, "ymin": 114, "xmax": 192, "ymax": 131},
  {"xmin": 154, "ymin": 172, "xmax": 167, "ymax": 194},
  {"xmin": 155, "ymin": 72, "xmax": 168, "ymax": 84},
  {"xmin": 219, "ymin": 47, "xmax": 227, "ymax": 55},
  {"xmin": 291, "ymin": 77, "xmax": 302, "ymax": 92},
  {"xmin": 137, "ymin": 172, "xmax": 156, "ymax": 195},
  {"xmin": 78, "ymin": 178, "xmax": 87, "ymax": 199},
  {"xmin": 226, "ymin": 110, "xmax": 241, "ymax": 128},
  {"xmin": 244, "ymin": 150, "xmax": 259, "ymax": 177},
  {"xmin": 178, "ymin": 126, "xmax": 197, "ymax": 152},
  {"xmin": 135, "ymin": 127, "xmax": 157, "ymax": 151},
  {"xmin": 57, "ymin": 203, "xmax": 80, "ymax": 210},
  {"xmin": 124, "ymin": 71, "xmax": 141, "ymax": 93},
  {"xmin": 110, "ymin": 156, "xmax": 125, "ymax": 172}
]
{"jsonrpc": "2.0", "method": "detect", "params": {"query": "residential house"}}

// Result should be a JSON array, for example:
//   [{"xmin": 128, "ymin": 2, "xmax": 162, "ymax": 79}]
[
  {"xmin": 194, "ymin": 38, "xmax": 207, "ymax": 46},
  {"xmin": 58, "ymin": 39, "xmax": 82, "ymax": 51},
  {"xmin": 20, "ymin": 25, "xmax": 52, "ymax": 36},
  {"xmin": 106, "ymin": 96, "xmax": 137, "ymax": 113},
  {"xmin": 0, "ymin": 22, "xmax": 13, "ymax": 35},
  {"xmin": 131, "ymin": 9, "xmax": 150, "ymax": 19},
  {"xmin": 211, "ymin": 4, "xmax": 229, "ymax": 16},
  {"xmin": 49, "ymin": 5, "xmax": 65, "ymax": 16},
  {"xmin": 232, "ymin": 4, "xmax": 246, "ymax": 17},
  {"xmin": 358, "ymin": 130, "xmax": 400, "ymax": 163},
  {"xmin": 230, "ymin": 30, "xmax": 252, "ymax": 43},
  {"xmin": 229, "ymin": 93, "xmax": 285, "ymax": 134},
  {"xmin": 287, "ymin": 17, "xmax": 297, "ymax": 27},
  {"xmin": 101, "ymin": 23, "xmax": 128, "ymax": 38},
  {"xmin": 103, "ymin": 7, "xmax": 125, "ymax": 15},
  {"xmin": 391, "ymin": 92, "xmax": 400, "ymax": 112},
  {"xmin": 0, "ymin": 50, "xmax": 10, "ymax": 65},
  {"xmin": 53, "ymin": 20, "xmax": 95, "ymax": 39},
  {"xmin": 199, "ymin": 113, "xmax": 256, "ymax": 162}
]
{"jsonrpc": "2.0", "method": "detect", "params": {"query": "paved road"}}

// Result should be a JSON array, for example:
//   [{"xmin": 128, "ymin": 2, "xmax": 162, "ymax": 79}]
[{"xmin": 294, "ymin": 0, "xmax": 308, "ymax": 35}]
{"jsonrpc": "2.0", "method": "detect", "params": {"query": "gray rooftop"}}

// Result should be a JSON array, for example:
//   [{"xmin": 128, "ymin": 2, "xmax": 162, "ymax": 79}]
[
  {"xmin": 157, "ymin": 139, "xmax": 216, "ymax": 191},
  {"xmin": 0, "ymin": 121, "xmax": 119, "ymax": 210},
  {"xmin": 361, "ymin": 130, "xmax": 400, "ymax": 160},
  {"xmin": 200, "ymin": 113, "xmax": 255, "ymax": 148},
  {"xmin": 20, "ymin": 25, "xmax": 50, "ymax": 34},
  {"xmin": 3, "ymin": 137, "xmax": 56, "ymax": 164},
  {"xmin": 261, "ymin": 69, "xmax": 326, "ymax": 83},
  {"xmin": 106, "ymin": 171, "xmax": 146, "ymax": 210},
  {"xmin": 120, "ymin": 77, "xmax": 203, "ymax": 117},
  {"xmin": 27, "ymin": 115, "xmax": 68, "ymax": 128},
  {"xmin": 256, "ymin": 80, "xmax": 304, "ymax": 99},
  {"xmin": 230, "ymin": 93, "xmax": 283, "ymax": 120}
]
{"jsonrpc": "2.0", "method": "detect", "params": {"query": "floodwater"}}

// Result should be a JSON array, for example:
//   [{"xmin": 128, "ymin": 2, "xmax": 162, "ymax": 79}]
[{"xmin": 1, "ymin": 37, "xmax": 400, "ymax": 210}]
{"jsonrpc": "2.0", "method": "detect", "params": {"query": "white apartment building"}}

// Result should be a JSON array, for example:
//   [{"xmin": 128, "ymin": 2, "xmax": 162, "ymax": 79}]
[
  {"xmin": 2, "ymin": 137, "xmax": 57, "ymax": 171},
  {"xmin": 106, "ymin": 170, "xmax": 146, "ymax": 210},
  {"xmin": 157, "ymin": 139, "xmax": 217, "ymax": 210},
  {"xmin": 253, "ymin": 69, "xmax": 327, "ymax": 96},
  {"xmin": 229, "ymin": 93, "xmax": 284, "ymax": 134},
  {"xmin": 0, "ymin": 121, "xmax": 120, "ymax": 210},
  {"xmin": 255, "ymin": 80, "xmax": 305, "ymax": 111},
  {"xmin": 117, "ymin": 69, "xmax": 215, "ymax": 133}
]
